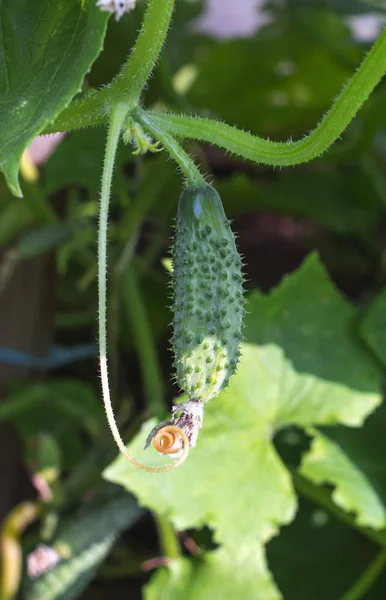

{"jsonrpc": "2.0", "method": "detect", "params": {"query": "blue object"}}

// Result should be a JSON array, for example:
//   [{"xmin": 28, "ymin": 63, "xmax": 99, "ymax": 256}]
[{"xmin": 0, "ymin": 344, "xmax": 97, "ymax": 369}]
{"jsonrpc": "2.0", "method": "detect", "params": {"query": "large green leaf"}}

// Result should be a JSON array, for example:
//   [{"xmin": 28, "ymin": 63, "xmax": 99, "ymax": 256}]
[
  {"xmin": 104, "ymin": 395, "xmax": 295, "ymax": 548},
  {"xmin": 243, "ymin": 254, "xmax": 381, "ymax": 428},
  {"xmin": 145, "ymin": 546, "xmax": 280, "ymax": 600},
  {"xmin": 104, "ymin": 254, "xmax": 381, "ymax": 550},
  {"xmin": 0, "ymin": 0, "xmax": 108, "ymax": 196},
  {"xmin": 300, "ymin": 428, "xmax": 386, "ymax": 529},
  {"xmin": 299, "ymin": 400, "xmax": 386, "ymax": 531}
]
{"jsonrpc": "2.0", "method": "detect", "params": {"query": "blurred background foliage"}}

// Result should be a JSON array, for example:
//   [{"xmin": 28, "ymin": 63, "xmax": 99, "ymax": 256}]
[{"xmin": 2, "ymin": 0, "xmax": 386, "ymax": 598}]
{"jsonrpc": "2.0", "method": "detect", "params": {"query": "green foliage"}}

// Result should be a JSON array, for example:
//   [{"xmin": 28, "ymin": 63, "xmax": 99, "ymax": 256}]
[
  {"xmin": 145, "ymin": 547, "xmax": 281, "ymax": 600},
  {"xmin": 267, "ymin": 497, "xmax": 386, "ymax": 600},
  {"xmin": 2, "ymin": 1, "xmax": 386, "ymax": 599},
  {"xmin": 300, "ymin": 429, "xmax": 386, "ymax": 529},
  {"xmin": 188, "ymin": 12, "xmax": 359, "ymax": 137},
  {"xmin": 104, "ymin": 256, "xmax": 382, "ymax": 578},
  {"xmin": 0, "ymin": 379, "xmax": 104, "ymax": 430},
  {"xmin": 216, "ymin": 170, "xmax": 383, "ymax": 234},
  {"xmin": 303, "ymin": 401, "xmax": 386, "ymax": 531},
  {"xmin": 0, "ymin": 0, "xmax": 108, "ymax": 195},
  {"xmin": 1, "ymin": 380, "xmax": 104, "ymax": 469},
  {"xmin": 17, "ymin": 223, "xmax": 78, "ymax": 258}
]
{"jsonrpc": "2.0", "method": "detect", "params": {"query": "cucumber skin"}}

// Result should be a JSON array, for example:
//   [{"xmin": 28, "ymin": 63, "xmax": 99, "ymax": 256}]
[{"xmin": 172, "ymin": 185, "xmax": 244, "ymax": 403}]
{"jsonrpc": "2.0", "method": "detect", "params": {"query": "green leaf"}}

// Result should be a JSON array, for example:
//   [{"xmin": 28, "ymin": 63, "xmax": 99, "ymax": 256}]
[
  {"xmin": 0, "ymin": 197, "xmax": 36, "ymax": 247},
  {"xmin": 361, "ymin": 286, "xmax": 386, "ymax": 366},
  {"xmin": 104, "ymin": 402, "xmax": 295, "ymax": 547},
  {"xmin": 3, "ymin": 379, "xmax": 104, "ymax": 468},
  {"xmin": 300, "ymin": 429, "xmax": 386, "ymax": 529},
  {"xmin": 243, "ymin": 254, "xmax": 381, "ymax": 428},
  {"xmin": 0, "ymin": 0, "xmax": 108, "ymax": 196},
  {"xmin": 267, "ymin": 496, "xmax": 385, "ymax": 600},
  {"xmin": 33, "ymin": 432, "xmax": 62, "ymax": 473},
  {"xmin": 1, "ymin": 379, "xmax": 103, "ymax": 430},
  {"xmin": 17, "ymin": 222, "xmax": 78, "ymax": 258},
  {"xmin": 299, "ymin": 400, "xmax": 386, "ymax": 532},
  {"xmin": 145, "ymin": 546, "xmax": 281, "ymax": 600},
  {"xmin": 104, "ymin": 254, "xmax": 381, "ymax": 550}
]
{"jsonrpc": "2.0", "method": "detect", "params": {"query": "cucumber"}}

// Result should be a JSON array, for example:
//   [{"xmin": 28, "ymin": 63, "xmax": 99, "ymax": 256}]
[
  {"xmin": 171, "ymin": 184, "xmax": 244, "ymax": 403},
  {"xmin": 24, "ymin": 487, "xmax": 143, "ymax": 600}
]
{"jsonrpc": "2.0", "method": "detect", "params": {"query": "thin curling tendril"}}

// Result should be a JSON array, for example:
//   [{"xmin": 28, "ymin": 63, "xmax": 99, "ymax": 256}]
[
  {"xmin": 99, "ymin": 105, "xmax": 189, "ymax": 474},
  {"xmin": 153, "ymin": 425, "xmax": 187, "ymax": 455},
  {"xmin": 101, "ymin": 362, "xmax": 190, "ymax": 472}
]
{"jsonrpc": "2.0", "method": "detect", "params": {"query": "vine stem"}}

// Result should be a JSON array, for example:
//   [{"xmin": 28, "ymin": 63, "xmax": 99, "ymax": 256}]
[
  {"xmin": 109, "ymin": 0, "xmax": 175, "ymax": 106},
  {"xmin": 0, "ymin": 502, "xmax": 42, "ymax": 600},
  {"xmin": 46, "ymin": 26, "xmax": 386, "ymax": 168},
  {"xmin": 46, "ymin": 0, "xmax": 176, "ymax": 133},
  {"xmin": 98, "ymin": 104, "xmax": 189, "ymax": 473},
  {"xmin": 136, "ymin": 110, "xmax": 205, "ymax": 186},
  {"xmin": 129, "ymin": 25, "xmax": 386, "ymax": 165},
  {"xmin": 338, "ymin": 550, "xmax": 386, "ymax": 600},
  {"xmin": 155, "ymin": 514, "xmax": 181, "ymax": 560}
]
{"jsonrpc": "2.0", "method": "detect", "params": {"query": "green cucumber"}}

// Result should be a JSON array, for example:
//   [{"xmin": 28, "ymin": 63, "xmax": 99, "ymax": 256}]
[
  {"xmin": 24, "ymin": 488, "xmax": 143, "ymax": 600},
  {"xmin": 172, "ymin": 184, "xmax": 244, "ymax": 402}
]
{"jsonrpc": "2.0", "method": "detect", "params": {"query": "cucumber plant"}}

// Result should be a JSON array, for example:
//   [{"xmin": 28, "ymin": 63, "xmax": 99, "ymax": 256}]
[{"xmin": 2, "ymin": 0, "xmax": 386, "ymax": 473}]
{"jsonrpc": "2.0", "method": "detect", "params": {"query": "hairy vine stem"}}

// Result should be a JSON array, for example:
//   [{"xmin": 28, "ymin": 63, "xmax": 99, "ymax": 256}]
[
  {"xmin": 109, "ymin": 0, "xmax": 175, "ymax": 106},
  {"xmin": 46, "ymin": 0, "xmax": 176, "ymax": 133},
  {"xmin": 144, "ymin": 25, "xmax": 386, "ymax": 166},
  {"xmin": 98, "ymin": 104, "xmax": 189, "ymax": 472},
  {"xmin": 44, "ymin": 23, "xmax": 386, "ymax": 169},
  {"xmin": 137, "ymin": 109, "xmax": 205, "ymax": 186}
]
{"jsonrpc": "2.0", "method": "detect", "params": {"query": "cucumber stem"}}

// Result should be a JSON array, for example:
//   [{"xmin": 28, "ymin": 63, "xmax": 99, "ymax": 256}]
[{"xmin": 135, "ymin": 109, "xmax": 206, "ymax": 187}]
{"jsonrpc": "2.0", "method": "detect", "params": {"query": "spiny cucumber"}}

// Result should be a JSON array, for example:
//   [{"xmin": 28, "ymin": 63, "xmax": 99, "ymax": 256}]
[
  {"xmin": 24, "ymin": 488, "xmax": 143, "ymax": 600},
  {"xmin": 172, "ymin": 184, "xmax": 244, "ymax": 403}
]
